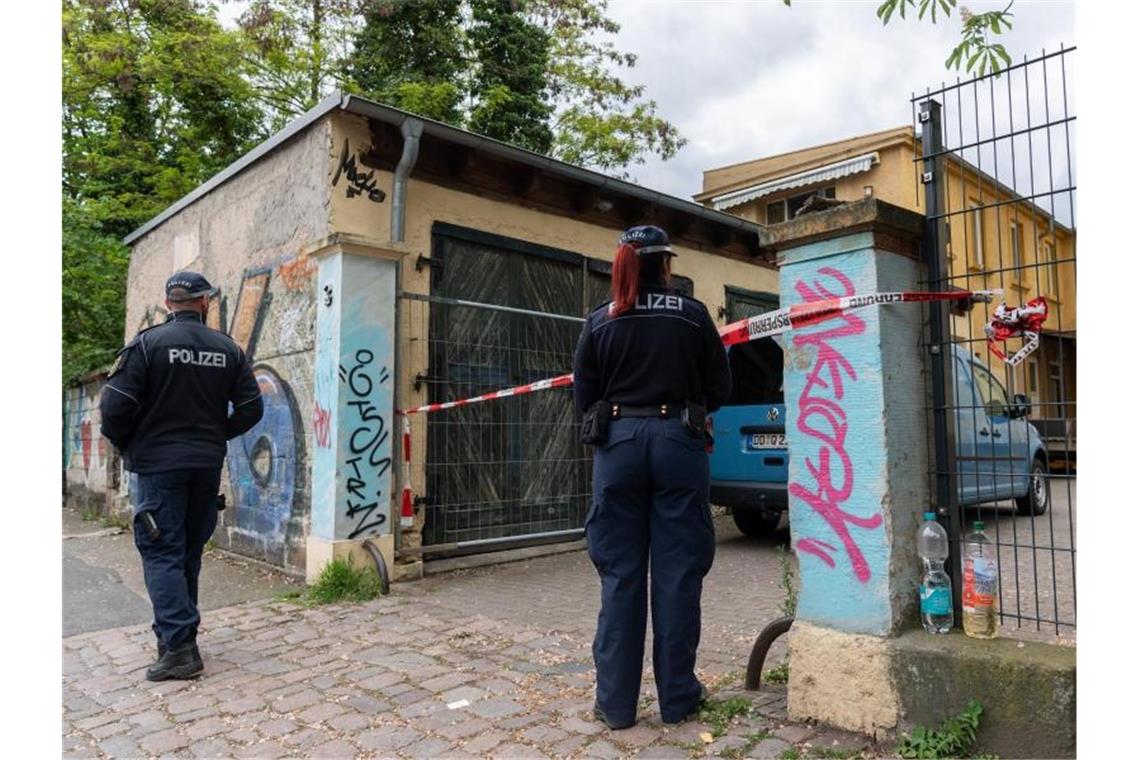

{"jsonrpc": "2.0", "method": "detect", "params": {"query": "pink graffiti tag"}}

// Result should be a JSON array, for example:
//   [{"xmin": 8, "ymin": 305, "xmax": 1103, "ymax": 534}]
[
  {"xmin": 790, "ymin": 267, "xmax": 884, "ymax": 583},
  {"xmin": 313, "ymin": 403, "xmax": 332, "ymax": 449}
]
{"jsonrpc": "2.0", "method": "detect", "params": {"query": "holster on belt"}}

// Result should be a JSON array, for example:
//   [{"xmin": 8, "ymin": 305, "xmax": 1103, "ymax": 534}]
[
  {"xmin": 681, "ymin": 401, "xmax": 707, "ymax": 439},
  {"xmin": 580, "ymin": 399, "xmax": 611, "ymax": 445}
]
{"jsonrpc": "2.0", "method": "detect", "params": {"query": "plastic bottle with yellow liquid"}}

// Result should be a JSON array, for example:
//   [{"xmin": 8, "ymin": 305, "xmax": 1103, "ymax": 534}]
[{"xmin": 961, "ymin": 521, "xmax": 999, "ymax": 639}]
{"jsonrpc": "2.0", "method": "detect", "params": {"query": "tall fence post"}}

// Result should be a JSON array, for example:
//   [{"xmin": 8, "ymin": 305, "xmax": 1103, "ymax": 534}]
[
  {"xmin": 769, "ymin": 198, "xmax": 928, "ymax": 735},
  {"xmin": 305, "ymin": 234, "xmax": 409, "ymax": 583},
  {"xmin": 918, "ymin": 99, "xmax": 963, "ymax": 627}
]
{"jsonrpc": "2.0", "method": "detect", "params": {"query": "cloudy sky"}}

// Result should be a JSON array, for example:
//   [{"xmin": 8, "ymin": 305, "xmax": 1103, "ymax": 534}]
[{"xmin": 602, "ymin": 0, "xmax": 1075, "ymax": 199}]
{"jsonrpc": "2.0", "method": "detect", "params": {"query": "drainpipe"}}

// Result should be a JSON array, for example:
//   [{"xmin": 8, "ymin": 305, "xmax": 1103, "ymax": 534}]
[{"xmin": 390, "ymin": 117, "xmax": 424, "ymax": 243}]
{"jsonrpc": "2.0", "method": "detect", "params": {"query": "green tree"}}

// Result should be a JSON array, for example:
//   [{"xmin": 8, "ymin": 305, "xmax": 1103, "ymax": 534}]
[
  {"xmin": 238, "ymin": 0, "xmax": 360, "ymax": 130},
  {"xmin": 344, "ymin": 0, "xmax": 683, "ymax": 170},
  {"xmin": 348, "ymin": 0, "xmax": 467, "ymax": 123},
  {"xmin": 468, "ymin": 0, "xmax": 554, "ymax": 153},
  {"xmin": 529, "ymin": 0, "xmax": 685, "ymax": 174},
  {"xmin": 62, "ymin": 0, "xmax": 262, "ymax": 380}
]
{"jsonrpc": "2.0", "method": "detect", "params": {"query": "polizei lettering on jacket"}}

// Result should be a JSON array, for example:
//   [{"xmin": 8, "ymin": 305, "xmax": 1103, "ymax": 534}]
[
  {"xmin": 168, "ymin": 348, "xmax": 228, "ymax": 368},
  {"xmin": 635, "ymin": 293, "xmax": 683, "ymax": 311}
]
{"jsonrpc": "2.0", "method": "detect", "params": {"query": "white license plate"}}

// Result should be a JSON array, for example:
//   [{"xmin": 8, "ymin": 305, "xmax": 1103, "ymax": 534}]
[{"xmin": 748, "ymin": 433, "xmax": 786, "ymax": 450}]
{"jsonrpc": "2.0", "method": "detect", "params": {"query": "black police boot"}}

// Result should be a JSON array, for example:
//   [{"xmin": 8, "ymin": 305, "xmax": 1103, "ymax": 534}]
[
  {"xmin": 146, "ymin": 642, "xmax": 203, "ymax": 682},
  {"xmin": 593, "ymin": 701, "xmax": 635, "ymax": 731},
  {"xmin": 156, "ymin": 639, "xmax": 200, "ymax": 661}
]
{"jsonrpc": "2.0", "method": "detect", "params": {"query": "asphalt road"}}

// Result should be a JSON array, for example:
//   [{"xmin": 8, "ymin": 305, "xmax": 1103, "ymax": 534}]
[{"xmin": 62, "ymin": 507, "xmax": 302, "ymax": 638}]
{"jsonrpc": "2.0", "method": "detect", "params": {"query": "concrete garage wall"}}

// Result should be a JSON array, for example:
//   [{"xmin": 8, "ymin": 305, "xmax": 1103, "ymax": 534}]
[
  {"xmin": 326, "ymin": 112, "xmax": 781, "ymax": 559},
  {"xmin": 123, "ymin": 120, "xmax": 335, "ymax": 574},
  {"xmin": 63, "ymin": 375, "xmax": 119, "ymax": 516}
]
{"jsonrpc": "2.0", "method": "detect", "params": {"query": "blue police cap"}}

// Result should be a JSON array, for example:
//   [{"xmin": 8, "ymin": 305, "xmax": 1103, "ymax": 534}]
[
  {"xmin": 620, "ymin": 225, "xmax": 676, "ymax": 257},
  {"xmin": 165, "ymin": 271, "xmax": 217, "ymax": 301}
]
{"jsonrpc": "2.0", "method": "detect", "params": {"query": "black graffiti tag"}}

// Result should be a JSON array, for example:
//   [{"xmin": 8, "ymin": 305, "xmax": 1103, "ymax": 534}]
[
  {"xmin": 332, "ymin": 139, "xmax": 386, "ymax": 203},
  {"xmin": 339, "ymin": 349, "xmax": 392, "ymax": 539}
]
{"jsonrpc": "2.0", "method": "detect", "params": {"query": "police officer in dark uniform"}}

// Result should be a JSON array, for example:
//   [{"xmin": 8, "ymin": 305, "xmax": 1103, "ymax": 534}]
[
  {"xmin": 100, "ymin": 272, "xmax": 263, "ymax": 681},
  {"xmin": 574, "ymin": 226, "xmax": 732, "ymax": 729}
]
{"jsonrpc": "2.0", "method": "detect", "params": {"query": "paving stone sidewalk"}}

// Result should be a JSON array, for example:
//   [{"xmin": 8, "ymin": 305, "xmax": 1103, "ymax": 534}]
[{"xmin": 63, "ymin": 521, "xmax": 892, "ymax": 759}]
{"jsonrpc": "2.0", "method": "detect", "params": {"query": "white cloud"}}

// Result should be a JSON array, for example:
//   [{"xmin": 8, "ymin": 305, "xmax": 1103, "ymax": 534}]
[{"xmin": 605, "ymin": 0, "xmax": 1076, "ymax": 199}]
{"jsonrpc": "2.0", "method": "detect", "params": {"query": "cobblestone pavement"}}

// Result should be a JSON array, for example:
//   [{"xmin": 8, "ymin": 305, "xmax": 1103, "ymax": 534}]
[{"xmin": 63, "ymin": 517, "xmax": 890, "ymax": 759}]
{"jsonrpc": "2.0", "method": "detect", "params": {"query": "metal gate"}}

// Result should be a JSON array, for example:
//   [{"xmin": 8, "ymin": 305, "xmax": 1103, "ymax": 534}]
[
  {"xmin": 915, "ymin": 45, "xmax": 1076, "ymax": 639},
  {"xmin": 398, "ymin": 224, "xmax": 605, "ymax": 556}
]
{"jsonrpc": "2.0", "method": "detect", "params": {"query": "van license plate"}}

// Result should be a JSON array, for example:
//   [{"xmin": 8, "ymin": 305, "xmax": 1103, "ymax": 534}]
[{"xmin": 748, "ymin": 434, "xmax": 786, "ymax": 449}]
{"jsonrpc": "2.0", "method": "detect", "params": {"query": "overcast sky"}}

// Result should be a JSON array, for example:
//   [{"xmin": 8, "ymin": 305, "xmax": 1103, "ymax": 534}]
[
  {"xmin": 220, "ymin": 0, "xmax": 1075, "ymax": 202},
  {"xmin": 603, "ymin": 0, "xmax": 1075, "ymax": 199}
]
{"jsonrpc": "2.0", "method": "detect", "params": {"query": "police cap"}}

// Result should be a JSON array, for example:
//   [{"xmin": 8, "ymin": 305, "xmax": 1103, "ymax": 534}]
[
  {"xmin": 619, "ymin": 225, "xmax": 676, "ymax": 257},
  {"xmin": 165, "ymin": 271, "xmax": 217, "ymax": 301}
]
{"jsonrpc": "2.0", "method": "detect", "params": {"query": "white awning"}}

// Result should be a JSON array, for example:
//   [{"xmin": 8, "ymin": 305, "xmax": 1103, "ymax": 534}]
[{"xmin": 710, "ymin": 152, "xmax": 879, "ymax": 211}]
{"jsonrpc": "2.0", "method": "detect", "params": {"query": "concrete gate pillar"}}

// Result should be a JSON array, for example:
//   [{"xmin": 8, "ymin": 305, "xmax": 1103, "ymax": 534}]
[
  {"xmin": 771, "ymin": 199, "xmax": 928, "ymax": 734},
  {"xmin": 305, "ymin": 234, "xmax": 408, "ymax": 583}
]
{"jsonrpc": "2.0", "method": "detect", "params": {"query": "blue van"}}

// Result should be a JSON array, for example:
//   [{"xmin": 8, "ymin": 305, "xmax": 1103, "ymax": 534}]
[{"xmin": 709, "ymin": 340, "xmax": 1049, "ymax": 537}]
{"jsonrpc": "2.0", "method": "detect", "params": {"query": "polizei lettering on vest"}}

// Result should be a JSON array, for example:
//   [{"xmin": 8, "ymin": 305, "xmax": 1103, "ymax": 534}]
[
  {"xmin": 168, "ymin": 348, "xmax": 228, "ymax": 368},
  {"xmin": 635, "ymin": 293, "xmax": 683, "ymax": 311}
]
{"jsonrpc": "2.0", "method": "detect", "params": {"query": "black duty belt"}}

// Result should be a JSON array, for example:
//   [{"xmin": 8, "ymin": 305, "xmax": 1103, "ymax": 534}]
[{"xmin": 610, "ymin": 403, "xmax": 684, "ymax": 419}]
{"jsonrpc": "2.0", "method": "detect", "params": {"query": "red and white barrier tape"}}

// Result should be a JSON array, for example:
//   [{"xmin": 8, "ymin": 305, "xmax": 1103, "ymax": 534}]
[
  {"xmin": 399, "ymin": 373, "xmax": 575, "ymax": 416},
  {"xmin": 392, "ymin": 287, "xmax": 1031, "ymax": 519},
  {"xmin": 985, "ymin": 296, "xmax": 1048, "ymax": 366},
  {"xmin": 718, "ymin": 289, "xmax": 1003, "ymax": 346},
  {"xmin": 399, "ymin": 415, "xmax": 414, "ymax": 528}
]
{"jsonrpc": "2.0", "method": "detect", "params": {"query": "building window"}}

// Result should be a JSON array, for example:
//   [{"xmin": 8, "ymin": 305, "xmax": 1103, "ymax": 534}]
[
  {"xmin": 1027, "ymin": 358, "xmax": 1039, "ymax": 394},
  {"xmin": 969, "ymin": 202, "xmax": 984, "ymax": 269},
  {"xmin": 766, "ymin": 201, "xmax": 786, "ymax": 224},
  {"xmin": 1010, "ymin": 220, "xmax": 1024, "ymax": 271},
  {"xmin": 1045, "ymin": 241, "xmax": 1059, "ymax": 294},
  {"xmin": 1049, "ymin": 361, "xmax": 1063, "ymax": 410},
  {"xmin": 766, "ymin": 186, "xmax": 836, "ymax": 224}
]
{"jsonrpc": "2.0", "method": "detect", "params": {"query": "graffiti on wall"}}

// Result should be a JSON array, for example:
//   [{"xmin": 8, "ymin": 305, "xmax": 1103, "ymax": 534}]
[
  {"xmin": 135, "ymin": 255, "xmax": 315, "ymax": 562},
  {"xmin": 332, "ymin": 139, "xmax": 386, "ymax": 203},
  {"xmin": 339, "ymin": 349, "xmax": 392, "ymax": 539},
  {"xmin": 65, "ymin": 383, "xmax": 108, "ymax": 487},
  {"xmin": 788, "ymin": 267, "xmax": 884, "ymax": 583}
]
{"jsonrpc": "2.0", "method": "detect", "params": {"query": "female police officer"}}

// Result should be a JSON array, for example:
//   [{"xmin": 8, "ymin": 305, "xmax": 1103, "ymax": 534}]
[{"xmin": 573, "ymin": 225, "xmax": 731, "ymax": 729}]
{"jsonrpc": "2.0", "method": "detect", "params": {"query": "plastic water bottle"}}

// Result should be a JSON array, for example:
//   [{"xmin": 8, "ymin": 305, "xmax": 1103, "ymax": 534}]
[
  {"xmin": 916, "ymin": 512, "xmax": 952, "ymax": 634},
  {"xmin": 962, "ymin": 521, "xmax": 999, "ymax": 639}
]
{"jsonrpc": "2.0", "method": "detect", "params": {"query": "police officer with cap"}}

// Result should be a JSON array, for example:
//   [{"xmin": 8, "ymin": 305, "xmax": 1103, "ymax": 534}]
[
  {"xmin": 573, "ymin": 225, "xmax": 731, "ymax": 728},
  {"xmin": 100, "ymin": 271, "xmax": 263, "ymax": 681}
]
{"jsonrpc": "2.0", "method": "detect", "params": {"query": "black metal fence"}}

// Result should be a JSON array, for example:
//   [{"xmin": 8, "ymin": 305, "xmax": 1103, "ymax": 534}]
[{"xmin": 914, "ymin": 45, "xmax": 1076, "ymax": 638}]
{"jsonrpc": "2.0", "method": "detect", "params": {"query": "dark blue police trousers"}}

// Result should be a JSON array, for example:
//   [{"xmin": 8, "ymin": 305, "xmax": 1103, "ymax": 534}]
[
  {"xmin": 132, "ymin": 468, "xmax": 222, "ymax": 650},
  {"xmin": 586, "ymin": 417, "xmax": 717, "ymax": 725}
]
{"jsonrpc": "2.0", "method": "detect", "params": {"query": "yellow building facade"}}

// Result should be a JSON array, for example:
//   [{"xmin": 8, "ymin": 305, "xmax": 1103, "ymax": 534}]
[{"xmin": 696, "ymin": 126, "xmax": 1076, "ymax": 423}]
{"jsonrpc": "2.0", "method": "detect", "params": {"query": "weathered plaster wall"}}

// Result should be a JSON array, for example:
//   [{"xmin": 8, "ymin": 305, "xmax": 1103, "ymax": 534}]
[
  {"xmin": 326, "ymin": 111, "xmax": 781, "ymax": 554},
  {"xmin": 63, "ymin": 376, "xmax": 121, "ymax": 515},
  {"xmin": 124, "ymin": 120, "xmax": 335, "ymax": 572}
]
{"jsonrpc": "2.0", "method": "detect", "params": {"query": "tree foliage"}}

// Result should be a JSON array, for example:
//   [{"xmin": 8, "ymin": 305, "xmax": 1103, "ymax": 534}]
[
  {"xmin": 874, "ymin": 0, "xmax": 1016, "ymax": 76},
  {"xmin": 62, "ymin": 0, "xmax": 684, "ymax": 382},
  {"xmin": 345, "ymin": 0, "xmax": 681, "ymax": 170},
  {"xmin": 348, "ymin": 0, "xmax": 466, "ymax": 123},
  {"xmin": 468, "ymin": 0, "xmax": 554, "ymax": 153},
  {"xmin": 62, "ymin": 0, "xmax": 262, "ymax": 380},
  {"xmin": 238, "ymin": 0, "xmax": 360, "ymax": 129}
]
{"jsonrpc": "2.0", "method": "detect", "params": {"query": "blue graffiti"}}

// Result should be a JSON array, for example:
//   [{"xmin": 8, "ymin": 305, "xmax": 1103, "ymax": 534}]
[{"xmin": 226, "ymin": 365, "xmax": 300, "ymax": 556}]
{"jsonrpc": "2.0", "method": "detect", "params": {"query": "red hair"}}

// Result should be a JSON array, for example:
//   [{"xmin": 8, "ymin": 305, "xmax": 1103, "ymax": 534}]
[{"xmin": 609, "ymin": 243, "xmax": 640, "ymax": 316}]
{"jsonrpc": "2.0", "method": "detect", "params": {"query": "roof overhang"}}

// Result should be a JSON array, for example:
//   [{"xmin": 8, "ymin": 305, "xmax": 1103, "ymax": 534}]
[
  {"xmin": 124, "ymin": 93, "xmax": 762, "ymax": 254},
  {"xmin": 709, "ymin": 152, "xmax": 880, "ymax": 211}
]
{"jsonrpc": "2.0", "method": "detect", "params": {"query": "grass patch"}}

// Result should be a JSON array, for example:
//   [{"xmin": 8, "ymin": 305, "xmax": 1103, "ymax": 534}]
[
  {"xmin": 81, "ymin": 507, "xmax": 100, "ymax": 523},
  {"xmin": 779, "ymin": 748, "xmax": 803, "ymax": 760},
  {"xmin": 807, "ymin": 748, "xmax": 861, "ymax": 759},
  {"xmin": 698, "ymin": 695, "xmax": 753, "ymax": 738},
  {"xmin": 897, "ymin": 700, "xmax": 985, "ymax": 759},
  {"xmin": 277, "ymin": 557, "xmax": 383, "ymax": 607},
  {"xmin": 762, "ymin": 660, "xmax": 789, "ymax": 685}
]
